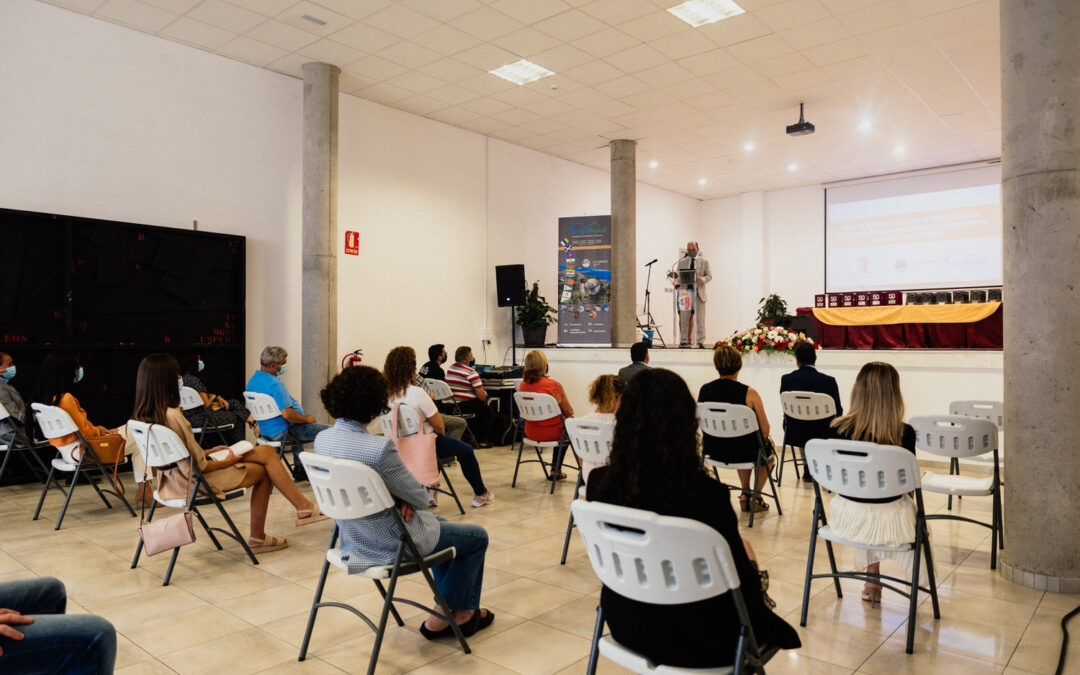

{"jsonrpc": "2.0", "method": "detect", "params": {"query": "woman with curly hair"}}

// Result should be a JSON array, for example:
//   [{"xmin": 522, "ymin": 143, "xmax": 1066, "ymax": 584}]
[
  {"xmin": 315, "ymin": 366, "xmax": 494, "ymax": 639},
  {"xmin": 578, "ymin": 374, "xmax": 625, "ymax": 483},
  {"xmin": 383, "ymin": 346, "xmax": 494, "ymax": 508},
  {"xmin": 587, "ymin": 368, "xmax": 799, "ymax": 668}
]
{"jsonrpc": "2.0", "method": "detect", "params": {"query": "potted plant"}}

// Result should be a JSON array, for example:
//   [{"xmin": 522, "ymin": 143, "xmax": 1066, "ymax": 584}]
[
  {"xmin": 516, "ymin": 281, "xmax": 557, "ymax": 346},
  {"xmin": 756, "ymin": 293, "xmax": 789, "ymax": 325}
]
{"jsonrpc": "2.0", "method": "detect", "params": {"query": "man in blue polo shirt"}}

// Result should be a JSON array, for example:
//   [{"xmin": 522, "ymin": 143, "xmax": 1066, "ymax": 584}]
[{"xmin": 247, "ymin": 345, "xmax": 328, "ymax": 480}]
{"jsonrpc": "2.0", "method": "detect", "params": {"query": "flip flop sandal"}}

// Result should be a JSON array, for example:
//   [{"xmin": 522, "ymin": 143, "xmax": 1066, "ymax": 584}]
[
  {"xmin": 460, "ymin": 609, "xmax": 495, "ymax": 637},
  {"xmin": 248, "ymin": 535, "xmax": 289, "ymax": 554},
  {"xmin": 419, "ymin": 622, "xmax": 455, "ymax": 640},
  {"xmin": 296, "ymin": 505, "xmax": 330, "ymax": 527}
]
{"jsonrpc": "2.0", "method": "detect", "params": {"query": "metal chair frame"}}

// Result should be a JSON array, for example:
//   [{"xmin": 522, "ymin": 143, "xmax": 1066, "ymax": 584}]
[
  {"xmin": 179, "ymin": 385, "xmax": 236, "ymax": 447},
  {"xmin": 0, "ymin": 400, "xmax": 52, "ymax": 485},
  {"xmin": 378, "ymin": 404, "xmax": 465, "ymax": 515},
  {"xmin": 244, "ymin": 390, "xmax": 308, "ymax": 473},
  {"xmin": 697, "ymin": 402, "xmax": 782, "ymax": 528},
  {"xmin": 511, "ymin": 391, "xmax": 578, "ymax": 494},
  {"xmin": 421, "ymin": 378, "xmax": 479, "ymax": 447},
  {"xmin": 559, "ymin": 417, "xmax": 614, "ymax": 565},
  {"xmin": 778, "ymin": 390, "xmax": 838, "ymax": 486},
  {"xmin": 945, "ymin": 400, "xmax": 1004, "ymax": 509}
]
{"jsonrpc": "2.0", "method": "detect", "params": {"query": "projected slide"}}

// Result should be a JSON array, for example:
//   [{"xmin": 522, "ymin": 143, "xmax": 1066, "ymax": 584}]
[{"xmin": 826, "ymin": 167, "xmax": 1002, "ymax": 293}]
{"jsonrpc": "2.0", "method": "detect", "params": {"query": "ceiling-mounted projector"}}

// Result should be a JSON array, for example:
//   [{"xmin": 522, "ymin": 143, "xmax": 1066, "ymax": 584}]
[{"xmin": 786, "ymin": 102, "xmax": 815, "ymax": 136}]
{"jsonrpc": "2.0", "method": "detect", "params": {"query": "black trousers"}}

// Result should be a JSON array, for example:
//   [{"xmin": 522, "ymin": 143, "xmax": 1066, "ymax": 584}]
[{"xmin": 456, "ymin": 399, "xmax": 495, "ymax": 444}]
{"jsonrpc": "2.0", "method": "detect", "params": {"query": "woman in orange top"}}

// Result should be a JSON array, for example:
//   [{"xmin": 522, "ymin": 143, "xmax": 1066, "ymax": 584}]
[{"xmin": 518, "ymin": 350, "xmax": 574, "ymax": 477}]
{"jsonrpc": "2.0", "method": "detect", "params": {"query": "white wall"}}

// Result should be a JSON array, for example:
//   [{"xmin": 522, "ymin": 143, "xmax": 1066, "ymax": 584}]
[{"xmin": 0, "ymin": 0, "xmax": 303, "ymax": 390}]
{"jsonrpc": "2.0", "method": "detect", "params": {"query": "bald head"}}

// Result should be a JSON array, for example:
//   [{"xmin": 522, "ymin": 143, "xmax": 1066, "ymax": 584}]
[{"xmin": 686, "ymin": 241, "xmax": 699, "ymax": 257}]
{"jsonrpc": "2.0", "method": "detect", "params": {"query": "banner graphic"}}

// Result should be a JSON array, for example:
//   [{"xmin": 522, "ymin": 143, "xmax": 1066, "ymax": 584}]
[{"xmin": 557, "ymin": 215, "xmax": 612, "ymax": 346}]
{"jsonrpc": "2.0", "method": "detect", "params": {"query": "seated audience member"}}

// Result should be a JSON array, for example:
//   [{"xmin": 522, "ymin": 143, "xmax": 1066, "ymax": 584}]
[
  {"xmin": 315, "ymin": 366, "xmax": 495, "ymax": 638},
  {"xmin": 0, "ymin": 351, "xmax": 25, "ymax": 438},
  {"xmin": 587, "ymin": 368, "xmax": 800, "ymax": 667},
  {"xmin": 780, "ymin": 342, "xmax": 843, "ymax": 482},
  {"xmin": 384, "ymin": 346, "xmax": 494, "ymax": 508},
  {"xmin": 579, "ymin": 374, "xmax": 625, "ymax": 483},
  {"xmin": 246, "ymin": 345, "xmax": 329, "ymax": 480},
  {"xmin": 0, "ymin": 577, "xmax": 116, "ymax": 673},
  {"xmin": 826, "ymin": 362, "xmax": 918, "ymax": 606},
  {"xmin": 177, "ymin": 351, "xmax": 251, "ymax": 446},
  {"xmin": 132, "ymin": 353, "xmax": 326, "ymax": 554},
  {"xmin": 518, "ymin": 350, "xmax": 575, "ymax": 478},
  {"xmin": 698, "ymin": 345, "xmax": 775, "ymax": 513},
  {"xmin": 445, "ymin": 346, "xmax": 495, "ymax": 448},
  {"xmin": 617, "ymin": 341, "xmax": 650, "ymax": 382},
  {"xmin": 418, "ymin": 344, "xmax": 447, "ymax": 381}
]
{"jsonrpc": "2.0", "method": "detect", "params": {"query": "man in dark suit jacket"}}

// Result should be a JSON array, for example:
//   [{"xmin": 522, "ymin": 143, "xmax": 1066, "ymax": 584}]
[
  {"xmin": 617, "ymin": 341, "xmax": 650, "ymax": 382},
  {"xmin": 779, "ymin": 342, "xmax": 843, "ymax": 482}
]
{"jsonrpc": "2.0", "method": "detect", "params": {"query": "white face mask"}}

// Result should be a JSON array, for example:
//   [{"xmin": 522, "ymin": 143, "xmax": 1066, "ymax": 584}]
[
  {"xmin": 197, "ymin": 359, "xmax": 205, "ymax": 372},
  {"xmin": 74, "ymin": 366, "xmax": 84, "ymax": 383}
]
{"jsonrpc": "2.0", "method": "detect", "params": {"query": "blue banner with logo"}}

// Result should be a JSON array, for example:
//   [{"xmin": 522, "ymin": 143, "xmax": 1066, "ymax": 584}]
[{"xmin": 557, "ymin": 215, "xmax": 612, "ymax": 346}]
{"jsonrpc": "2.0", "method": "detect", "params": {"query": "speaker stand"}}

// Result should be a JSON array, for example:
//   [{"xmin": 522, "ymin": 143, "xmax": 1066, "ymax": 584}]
[{"xmin": 510, "ymin": 305, "xmax": 518, "ymax": 366}]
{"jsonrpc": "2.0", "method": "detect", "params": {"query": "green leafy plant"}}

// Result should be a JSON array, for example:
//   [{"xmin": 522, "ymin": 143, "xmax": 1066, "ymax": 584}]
[
  {"xmin": 756, "ymin": 293, "xmax": 788, "ymax": 324},
  {"xmin": 515, "ymin": 281, "xmax": 558, "ymax": 328}
]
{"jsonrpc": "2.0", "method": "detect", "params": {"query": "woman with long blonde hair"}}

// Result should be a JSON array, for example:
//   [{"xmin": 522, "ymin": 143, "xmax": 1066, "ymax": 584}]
[{"xmin": 827, "ymin": 361, "xmax": 917, "ymax": 605}]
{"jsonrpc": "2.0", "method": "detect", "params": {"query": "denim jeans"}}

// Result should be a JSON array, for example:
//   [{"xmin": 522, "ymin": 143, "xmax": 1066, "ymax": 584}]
[
  {"xmin": 430, "ymin": 520, "xmax": 488, "ymax": 609},
  {"xmin": 0, "ymin": 577, "xmax": 116, "ymax": 675},
  {"xmin": 267, "ymin": 422, "xmax": 330, "ymax": 470},
  {"xmin": 435, "ymin": 434, "xmax": 487, "ymax": 496}
]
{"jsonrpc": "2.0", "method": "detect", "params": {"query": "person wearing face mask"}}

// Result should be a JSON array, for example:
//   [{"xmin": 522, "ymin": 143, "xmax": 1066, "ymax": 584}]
[
  {"xmin": 445, "ymin": 346, "xmax": 495, "ymax": 448},
  {"xmin": 674, "ymin": 241, "xmax": 712, "ymax": 348},
  {"xmin": 0, "ymin": 352, "xmax": 26, "ymax": 440},
  {"xmin": 177, "ymin": 351, "xmax": 251, "ymax": 446},
  {"xmin": 246, "ymin": 346, "xmax": 329, "ymax": 481}
]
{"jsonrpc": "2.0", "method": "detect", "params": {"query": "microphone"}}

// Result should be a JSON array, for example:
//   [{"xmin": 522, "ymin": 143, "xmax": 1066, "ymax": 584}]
[{"xmin": 644, "ymin": 258, "xmax": 658, "ymax": 266}]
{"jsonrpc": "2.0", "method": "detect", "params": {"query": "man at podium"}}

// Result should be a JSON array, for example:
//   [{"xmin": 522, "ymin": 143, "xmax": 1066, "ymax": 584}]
[{"xmin": 674, "ymin": 241, "xmax": 712, "ymax": 347}]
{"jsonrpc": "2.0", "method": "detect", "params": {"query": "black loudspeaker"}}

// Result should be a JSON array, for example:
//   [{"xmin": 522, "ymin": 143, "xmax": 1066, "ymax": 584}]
[{"xmin": 495, "ymin": 264, "xmax": 526, "ymax": 307}]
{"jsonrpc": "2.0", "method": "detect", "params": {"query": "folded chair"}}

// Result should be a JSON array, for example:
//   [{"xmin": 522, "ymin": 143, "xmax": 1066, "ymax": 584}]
[
  {"xmin": 31, "ymin": 403, "xmax": 136, "ymax": 530},
  {"xmin": 910, "ymin": 415, "xmax": 1003, "ymax": 569},
  {"xmin": 296, "ymin": 452, "xmax": 471, "ymax": 674},
  {"xmin": 243, "ymin": 391, "xmax": 306, "ymax": 473},
  {"xmin": 421, "ymin": 378, "xmax": 479, "ymax": 447},
  {"xmin": 778, "ymin": 390, "xmax": 837, "ymax": 486},
  {"xmin": 800, "ymin": 438, "xmax": 940, "ymax": 654},
  {"xmin": 697, "ymin": 402, "xmax": 782, "ymax": 528},
  {"xmin": 179, "ymin": 386, "xmax": 236, "ymax": 446},
  {"xmin": 945, "ymin": 400, "xmax": 1004, "ymax": 509},
  {"xmin": 0, "ymin": 400, "xmax": 51, "ymax": 485},
  {"xmin": 574, "ymin": 500, "xmax": 778, "ymax": 674},
  {"xmin": 559, "ymin": 417, "xmax": 614, "ymax": 565},
  {"xmin": 127, "ymin": 420, "xmax": 258, "ymax": 585}
]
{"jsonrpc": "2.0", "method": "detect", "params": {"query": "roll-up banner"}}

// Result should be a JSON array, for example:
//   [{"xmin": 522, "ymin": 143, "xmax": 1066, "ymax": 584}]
[{"xmin": 557, "ymin": 215, "xmax": 612, "ymax": 346}]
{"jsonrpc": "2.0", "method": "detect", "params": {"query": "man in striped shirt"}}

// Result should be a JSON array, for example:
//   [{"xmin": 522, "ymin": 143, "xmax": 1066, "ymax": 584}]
[{"xmin": 445, "ymin": 346, "xmax": 495, "ymax": 448}]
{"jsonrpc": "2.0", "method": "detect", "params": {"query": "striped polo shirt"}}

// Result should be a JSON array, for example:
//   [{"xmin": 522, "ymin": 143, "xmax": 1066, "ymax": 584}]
[{"xmin": 446, "ymin": 362, "xmax": 481, "ymax": 402}]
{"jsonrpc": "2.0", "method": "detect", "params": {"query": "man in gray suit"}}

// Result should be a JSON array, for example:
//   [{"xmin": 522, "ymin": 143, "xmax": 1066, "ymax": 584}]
[
  {"xmin": 675, "ymin": 241, "xmax": 712, "ymax": 348},
  {"xmin": 618, "ymin": 342, "xmax": 650, "ymax": 381}
]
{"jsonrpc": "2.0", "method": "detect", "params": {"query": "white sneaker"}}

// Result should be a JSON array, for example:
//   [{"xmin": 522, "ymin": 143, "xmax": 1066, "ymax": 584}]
[{"xmin": 471, "ymin": 492, "xmax": 495, "ymax": 508}]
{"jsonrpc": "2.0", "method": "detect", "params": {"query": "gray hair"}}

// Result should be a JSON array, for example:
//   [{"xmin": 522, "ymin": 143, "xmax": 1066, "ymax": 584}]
[{"xmin": 260, "ymin": 346, "xmax": 288, "ymax": 367}]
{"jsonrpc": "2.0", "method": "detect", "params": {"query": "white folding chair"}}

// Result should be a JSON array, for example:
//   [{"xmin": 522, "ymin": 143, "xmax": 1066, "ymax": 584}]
[
  {"xmin": 800, "ymin": 439, "xmax": 940, "ymax": 654},
  {"xmin": 126, "ymin": 420, "xmax": 257, "ymax": 584},
  {"xmin": 378, "ymin": 404, "xmax": 464, "ymax": 515},
  {"xmin": 421, "ymin": 378, "xmax": 479, "ymax": 447},
  {"xmin": 559, "ymin": 418, "xmax": 614, "ymax": 565},
  {"xmin": 30, "ymin": 403, "xmax": 136, "ymax": 529},
  {"xmin": 778, "ymin": 391, "xmax": 837, "ymax": 486},
  {"xmin": 946, "ymin": 400, "xmax": 1004, "ymax": 509},
  {"xmin": 179, "ymin": 385, "xmax": 236, "ymax": 446},
  {"xmin": 573, "ymin": 500, "xmax": 778, "ymax": 674},
  {"xmin": 910, "ymin": 415, "xmax": 1003, "ymax": 569},
  {"xmin": 697, "ymin": 402, "xmax": 782, "ymax": 528},
  {"xmin": 243, "ymin": 390, "xmax": 307, "ymax": 474},
  {"xmin": 296, "ymin": 452, "xmax": 471, "ymax": 674},
  {"xmin": 511, "ymin": 391, "xmax": 577, "ymax": 494},
  {"xmin": 0, "ymin": 399, "xmax": 51, "ymax": 485}
]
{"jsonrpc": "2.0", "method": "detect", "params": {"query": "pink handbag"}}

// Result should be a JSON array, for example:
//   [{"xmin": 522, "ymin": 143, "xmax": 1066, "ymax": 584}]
[
  {"xmin": 390, "ymin": 402, "xmax": 439, "ymax": 487},
  {"xmin": 137, "ymin": 424, "xmax": 197, "ymax": 557}
]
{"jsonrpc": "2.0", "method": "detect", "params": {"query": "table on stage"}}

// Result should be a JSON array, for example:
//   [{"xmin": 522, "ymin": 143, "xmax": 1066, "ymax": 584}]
[{"xmin": 797, "ymin": 302, "xmax": 1002, "ymax": 349}]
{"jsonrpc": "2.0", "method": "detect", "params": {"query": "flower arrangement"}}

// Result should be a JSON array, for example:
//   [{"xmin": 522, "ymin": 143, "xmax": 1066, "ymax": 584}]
[{"xmin": 714, "ymin": 322, "xmax": 814, "ymax": 356}]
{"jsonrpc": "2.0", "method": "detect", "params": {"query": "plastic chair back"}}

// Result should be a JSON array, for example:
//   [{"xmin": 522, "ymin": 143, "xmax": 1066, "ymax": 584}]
[
  {"xmin": 126, "ymin": 419, "xmax": 193, "ymax": 468},
  {"xmin": 378, "ymin": 404, "xmax": 423, "ymax": 438},
  {"xmin": 31, "ymin": 403, "xmax": 79, "ymax": 439},
  {"xmin": 949, "ymin": 400, "xmax": 1003, "ymax": 430},
  {"xmin": 910, "ymin": 415, "xmax": 998, "ymax": 459},
  {"xmin": 804, "ymin": 439, "xmax": 920, "ymax": 500},
  {"xmin": 514, "ymin": 391, "xmax": 561, "ymax": 422},
  {"xmin": 244, "ymin": 391, "xmax": 282, "ymax": 422},
  {"xmin": 565, "ymin": 418, "xmax": 614, "ymax": 466},
  {"xmin": 179, "ymin": 386, "xmax": 204, "ymax": 412},
  {"xmin": 422, "ymin": 379, "xmax": 454, "ymax": 404},
  {"xmin": 781, "ymin": 391, "xmax": 836, "ymax": 421},
  {"xmin": 0, "ymin": 400, "xmax": 9, "ymax": 421},
  {"xmin": 572, "ymin": 500, "xmax": 741, "ymax": 606},
  {"xmin": 697, "ymin": 402, "xmax": 759, "ymax": 438},
  {"xmin": 299, "ymin": 451, "xmax": 396, "ymax": 520}
]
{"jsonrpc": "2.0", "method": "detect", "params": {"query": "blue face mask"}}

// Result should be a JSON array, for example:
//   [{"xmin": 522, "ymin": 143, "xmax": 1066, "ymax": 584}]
[
  {"xmin": 278, "ymin": 364, "xmax": 288, "ymax": 376},
  {"xmin": 74, "ymin": 366, "xmax": 84, "ymax": 383},
  {"xmin": 0, "ymin": 365, "xmax": 14, "ymax": 381},
  {"xmin": 179, "ymin": 378, "xmax": 184, "ymax": 394},
  {"xmin": 197, "ymin": 359, "xmax": 205, "ymax": 373}
]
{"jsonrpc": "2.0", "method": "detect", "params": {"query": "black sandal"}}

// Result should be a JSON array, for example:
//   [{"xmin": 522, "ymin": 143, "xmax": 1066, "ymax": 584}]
[
  {"xmin": 461, "ymin": 609, "xmax": 495, "ymax": 637},
  {"xmin": 419, "ymin": 622, "xmax": 454, "ymax": 640}
]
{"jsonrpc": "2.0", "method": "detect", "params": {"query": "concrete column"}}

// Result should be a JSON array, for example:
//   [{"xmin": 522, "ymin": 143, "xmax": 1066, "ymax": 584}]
[
  {"xmin": 301, "ymin": 62, "xmax": 339, "ymax": 422},
  {"xmin": 610, "ymin": 139, "xmax": 637, "ymax": 347},
  {"xmin": 1000, "ymin": 0, "xmax": 1080, "ymax": 592}
]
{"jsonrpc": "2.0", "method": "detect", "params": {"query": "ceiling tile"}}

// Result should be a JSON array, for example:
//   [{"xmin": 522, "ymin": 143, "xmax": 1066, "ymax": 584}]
[
  {"xmin": 222, "ymin": 0, "xmax": 295, "ymax": 16},
  {"xmin": 920, "ymin": 85, "xmax": 986, "ymax": 117},
  {"xmin": 650, "ymin": 28, "xmax": 720, "ymax": 61},
  {"xmin": 395, "ymin": 95, "xmax": 446, "ymax": 116},
  {"xmin": 593, "ymin": 74, "xmax": 652, "ymax": 98},
  {"xmin": 616, "ymin": 12, "xmax": 686, "ymax": 42},
  {"xmin": 276, "ymin": 1, "xmax": 354, "ymax": 37},
  {"xmin": 298, "ymin": 37, "xmax": 367, "ymax": 67},
  {"xmin": 247, "ymin": 18, "xmax": 320, "ymax": 51},
  {"xmin": 563, "ymin": 60, "xmax": 626, "ymax": 86},
  {"xmin": 218, "ymin": 35, "xmax": 290, "ymax": 66},
  {"xmin": 458, "ymin": 72, "xmax": 518, "ymax": 96},
  {"xmin": 426, "ymin": 83, "xmax": 482, "ymax": 105},
  {"xmin": 450, "ymin": 7, "xmax": 525, "ymax": 41},
  {"xmin": 533, "ymin": 12, "xmax": 608, "ymax": 43},
  {"xmin": 579, "ymin": 0, "xmax": 657, "ymax": 24},
  {"xmin": 454, "ymin": 42, "xmax": 520, "ymax": 70},
  {"xmin": 266, "ymin": 52, "xmax": 310, "ymax": 78},
  {"xmin": 328, "ymin": 20, "xmax": 399, "ymax": 53},
  {"xmin": 906, "ymin": 0, "xmax": 983, "ymax": 17},
  {"xmin": 493, "ymin": 86, "xmax": 548, "ymax": 107},
  {"xmin": 140, "ymin": 0, "xmax": 200, "ymax": 12},
  {"xmin": 377, "ymin": 40, "xmax": 443, "ymax": 69},
  {"xmin": 418, "ymin": 57, "xmax": 484, "ymax": 83},
  {"xmin": 489, "ymin": 0, "xmax": 572, "ymax": 24},
  {"xmin": 727, "ymin": 34, "xmax": 795, "ymax": 64},
  {"xmin": 662, "ymin": 77, "xmax": 717, "ymax": 100},
  {"xmin": 426, "ymin": 105, "xmax": 484, "ymax": 126},
  {"xmin": 95, "ymin": 0, "xmax": 178, "ymax": 32},
  {"xmin": 676, "ymin": 48, "xmax": 740, "ymax": 77},
  {"xmin": 803, "ymin": 37, "xmax": 868, "ymax": 66},
  {"xmin": 779, "ymin": 17, "xmax": 853, "ymax": 50},
  {"xmin": 755, "ymin": 0, "xmax": 831, "ymax": 32},
  {"xmin": 491, "ymin": 27, "xmax": 563, "ymax": 57},
  {"xmin": 338, "ymin": 70, "xmax": 376, "ymax": 93},
  {"xmin": 634, "ymin": 62, "xmax": 695, "ymax": 88},
  {"xmin": 491, "ymin": 107, "xmax": 542, "ymax": 125},
  {"xmin": 386, "ymin": 70, "xmax": 447, "ymax": 93},
  {"xmin": 160, "ymin": 16, "xmax": 235, "ymax": 49},
  {"xmin": 604, "ymin": 44, "xmax": 668, "ymax": 73},
  {"xmin": 570, "ymin": 27, "xmax": 638, "ymax": 58},
  {"xmin": 40, "ymin": 0, "xmax": 110, "ymax": 11},
  {"xmin": 460, "ymin": 96, "xmax": 515, "ymax": 115},
  {"xmin": 397, "ymin": 0, "xmax": 481, "ymax": 22},
  {"xmin": 412, "ymin": 24, "xmax": 481, "ymax": 56},
  {"xmin": 346, "ymin": 53, "xmax": 410, "ymax": 81},
  {"xmin": 754, "ymin": 51, "xmax": 815, "ymax": 78},
  {"xmin": 364, "ymin": 3, "xmax": 441, "ymax": 39},
  {"xmin": 695, "ymin": 13, "xmax": 772, "ymax": 47},
  {"xmin": 532, "ymin": 43, "xmax": 594, "ymax": 71},
  {"xmin": 187, "ymin": 0, "xmax": 263, "ymax": 33},
  {"xmin": 355, "ymin": 81, "xmax": 415, "ymax": 105}
]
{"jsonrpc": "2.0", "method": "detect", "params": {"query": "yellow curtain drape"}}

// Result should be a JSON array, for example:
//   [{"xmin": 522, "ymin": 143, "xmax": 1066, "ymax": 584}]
[{"xmin": 811, "ymin": 302, "xmax": 1001, "ymax": 326}]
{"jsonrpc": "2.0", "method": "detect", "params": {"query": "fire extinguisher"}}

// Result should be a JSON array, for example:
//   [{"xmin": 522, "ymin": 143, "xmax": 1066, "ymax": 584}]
[{"xmin": 340, "ymin": 349, "xmax": 363, "ymax": 371}]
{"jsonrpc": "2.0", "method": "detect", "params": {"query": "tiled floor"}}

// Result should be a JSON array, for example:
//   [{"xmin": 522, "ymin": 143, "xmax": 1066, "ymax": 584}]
[{"xmin": 0, "ymin": 447, "xmax": 1074, "ymax": 674}]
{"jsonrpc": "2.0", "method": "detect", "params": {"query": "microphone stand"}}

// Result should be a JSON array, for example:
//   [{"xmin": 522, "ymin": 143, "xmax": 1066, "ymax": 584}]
[{"xmin": 637, "ymin": 260, "xmax": 667, "ymax": 348}]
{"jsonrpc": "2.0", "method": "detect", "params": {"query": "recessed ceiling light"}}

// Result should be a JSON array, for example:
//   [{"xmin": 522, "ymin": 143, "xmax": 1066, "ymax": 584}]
[
  {"xmin": 649, "ymin": 160, "xmax": 659, "ymax": 169},
  {"xmin": 858, "ymin": 119, "xmax": 872, "ymax": 132},
  {"xmin": 788, "ymin": 163, "xmax": 798, "ymax": 172},
  {"xmin": 489, "ymin": 59, "xmax": 555, "ymax": 86},
  {"xmin": 894, "ymin": 143, "xmax": 906, "ymax": 155},
  {"xmin": 698, "ymin": 178, "xmax": 707, "ymax": 185},
  {"xmin": 667, "ymin": 0, "xmax": 745, "ymax": 28},
  {"xmin": 744, "ymin": 141, "xmax": 755, "ymax": 152}
]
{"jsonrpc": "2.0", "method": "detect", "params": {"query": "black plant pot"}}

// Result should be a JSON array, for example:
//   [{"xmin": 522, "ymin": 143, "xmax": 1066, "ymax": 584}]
[{"xmin": 521, "ymin": 325, "xmax": 548, "ymax": 347}]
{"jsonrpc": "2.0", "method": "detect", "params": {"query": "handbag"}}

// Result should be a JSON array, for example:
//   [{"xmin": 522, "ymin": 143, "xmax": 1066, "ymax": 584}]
[
  {"xmin": 390, "ymin": 402, "xmax": 440, "ymax": 487},
  {"xmin": 137, "ymin": 424, "xmax": 196, "ymax": 556},
  {"xmin": 85, "ymin": 435, "xmax": 127, "ymax": 496}
]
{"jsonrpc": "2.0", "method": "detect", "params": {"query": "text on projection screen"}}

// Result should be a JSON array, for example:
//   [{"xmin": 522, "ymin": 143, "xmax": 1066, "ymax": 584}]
[{"xmin": 825, "ymin": 172, "xmax": 1002, "ymax": 293}]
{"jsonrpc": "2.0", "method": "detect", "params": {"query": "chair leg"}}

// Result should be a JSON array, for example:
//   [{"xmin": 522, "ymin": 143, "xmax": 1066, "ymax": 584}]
[
  {"xmin": 792, "ymin": 445, "xmax": 802, "ymax": 481},
  {"xmin": 549, "ymin": 445, "xmax": 563, "ymax": 495},
  {"xmin": 298, "ymin": 557, "xmax": 332, "ymax": 661},
  {"xmin": 367, "ymin": 554, "xmax": 404, "ymax": 675},
  {"xmin": 906, "ymin": 523, "xmax": 926, "ymax": 654},
  {"xmin": 765, "ymin": 465, "xmax": 783, "ymax": 516},
  {"xmin": 776, "ymin": 444, "xmax": 786, "ymax": 486},
  {"xmin": 372, "ymin": 580, "xmax": 405, "ymax": 627},
  {"xmin": 54, "ymin": 463, "xmax": 84, "ymax": 530},
  {"xmin": 162, "ymin": 544, "xmax": 183, "ymax": 586},
  {"xmin": 192, "ymin": 506, "xmax": 224, "ymax": 550},
  {"xmin": 586, "ymin": 605, "xmax": 604, "ymax": 675},
  {"xmin": 561, "ymin": 474, "xmax": 584, "ymax": 565},
  {"xmin": 212, "ymin": 494, "xmax": 259, "ymax": 565},
  {"xmin": 923, "ymin": 525, "xmax": 941, "ymax": 619},
  {"xmin": 748, "ymin": 464, "xmax": 760, "ymax": 528},
  {"xmin": 33, "ymin": 465, "xmax": 58, "ymax": 521},
  {"xmin": 439, "ymin": 465, "xmax": 465, "ymax": 515},
  {"xmin": 511, "ymin": 441, "xmax": 525, "ymax": 488},
  {"xmin": 415, "ymin": 557, "xmax": 471, "ymax": 656},
  {"xmin": 131, "ymin": 499, "xmax": 157, "ymax": 570},
  {"xmin": 947, "ymin": 457, "xmax": 960, "ymax": 510},
  {"xmin": 996, "ymin": 488, "xmax": 1005, "ymax": 550},
  {"xmin": 800, "ymin": 505, "xmax": 820, "ymax": 626}
]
